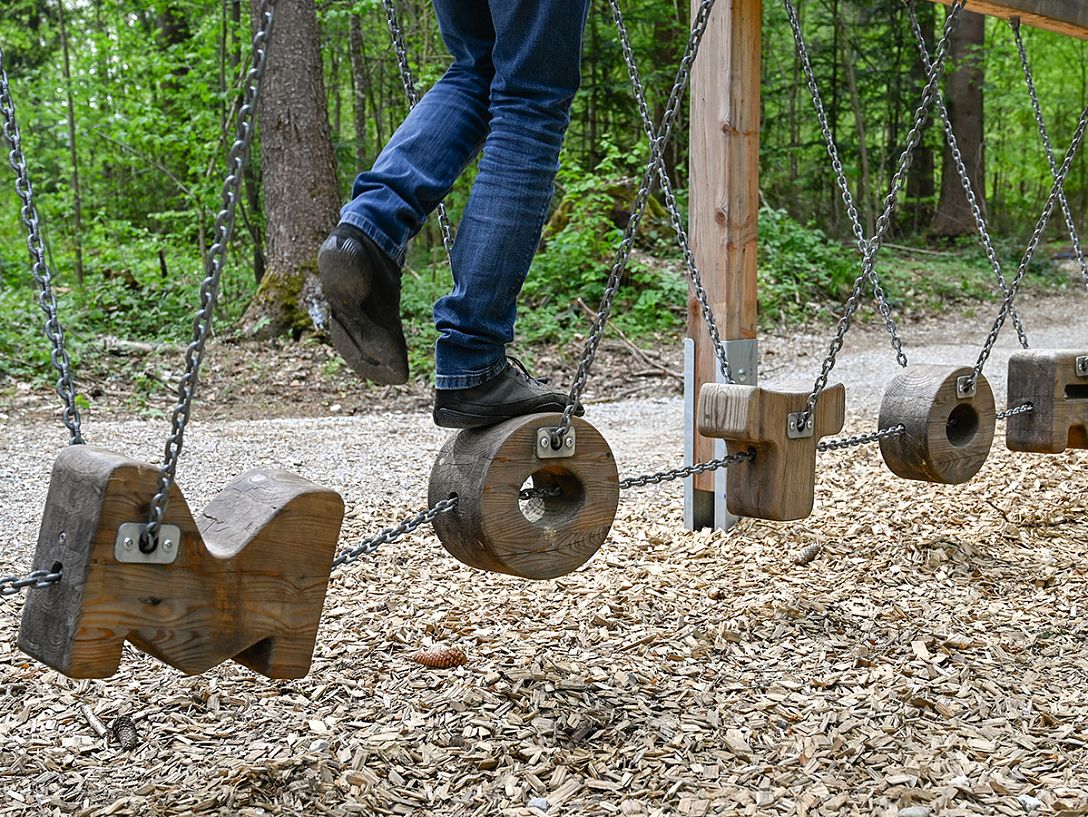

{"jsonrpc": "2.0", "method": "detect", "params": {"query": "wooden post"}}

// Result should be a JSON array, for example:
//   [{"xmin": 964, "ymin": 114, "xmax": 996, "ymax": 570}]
[{"xmin": 686, "ymin": 0, "xmax": 762, "ymax": 529}]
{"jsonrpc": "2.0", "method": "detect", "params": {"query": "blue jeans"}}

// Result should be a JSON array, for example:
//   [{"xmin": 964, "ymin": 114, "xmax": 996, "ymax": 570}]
[{"xmin": 339, "ymin": 0, "xmax": 591, "ymax": 389}]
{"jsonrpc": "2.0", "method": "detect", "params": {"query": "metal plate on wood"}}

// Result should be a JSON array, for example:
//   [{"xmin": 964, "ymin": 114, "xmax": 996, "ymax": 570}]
[
  {"xmin": 536, "ymin": 426, "xmax": 576, "ymax": 459},
  {"xmin": 114, "ymin": 523, "xmax": 181, "ymax": 565}
]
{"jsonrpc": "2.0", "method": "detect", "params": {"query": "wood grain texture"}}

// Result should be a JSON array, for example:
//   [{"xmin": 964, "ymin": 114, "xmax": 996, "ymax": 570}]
[
  {"xmin": 879, "ymin": 365, "xmax": 996, "ymax": 484},
  {"xmin": 697, "ymin": 383, "xmax": 846, "ymax": 521},
  {"xmin": 687, "ymin": 0, "xmax": 762, "ymax": 493},
  {"xmin": 429, "ymin": 414, "xmax": 619, "ymax": 580},
  {"xmin": 929, "ymin": 0, "xmax": 1088, "ymax": 39},
  {"xmin": 1007, "ymin": 350, "xmax": 1088, "ymax": 453},
  {"xmin": 19, "ymin": 446, "xmax": 344, "ymax": 679}
]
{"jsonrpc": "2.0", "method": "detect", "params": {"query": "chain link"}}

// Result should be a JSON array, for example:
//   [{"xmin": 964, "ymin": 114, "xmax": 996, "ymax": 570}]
[
  {"xmin": 619, "ymin": 449, "xmax": 755, "ymax": 490},
  {"xmin": 1011, "ymin": 18, "xmax": 1088, "ymax": 291},
  {"xmin": 787, "ymin": 0, "xmax": 966, "ymax": 431},
  {"xmin": 1, "ymin": 568, "xmax": 62, "ymax": 598},
  {"xmin": 607, "ymin": 0, "xmax": 732, "ymax": 385},
  {"xmin": 907, "ymin": 3, "xmax": 1028, "ymax": 349},
  {"xmin": 332, "ymin": 496, "xmax": 458, "ymax": 568},
  {"xmin": 555, "ymin": 0, "xmax": 719, "ymax": 445},
  {"xmin": 0, "ymin": 46, "xmax": 84, "ymax": 445},
  {"xmin": 817, "ymin": 424, "xmax": 905, "ymax": 453},
  {"xmin": 968, "ymin": 104, "xmax": 1088, "ymax": 387},
  {"xmin": 144, "ymin": 0, "xmax": 274, "ymax": 549},
  {"xmin": 382, "ymin": 0, "xmax": 456, "ymax": 263},
  {"xmin": 997, "ymin": 402, "xmax": 1034, "ymax": 420},
  {"xmin": 783, "ymin": 0, "xmax": 920, "ymax": 370}
]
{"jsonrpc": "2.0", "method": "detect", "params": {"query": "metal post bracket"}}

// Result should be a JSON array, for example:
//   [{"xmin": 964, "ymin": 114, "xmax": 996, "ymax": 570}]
[{"xmin": 115, "ymin": 523, "xmax": 182, "ymax": 565}]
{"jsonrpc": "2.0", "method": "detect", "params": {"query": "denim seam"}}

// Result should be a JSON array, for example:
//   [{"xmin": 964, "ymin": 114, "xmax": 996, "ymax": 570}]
[
  {"xmin": 435, "ymin": 357, "xmax": 509, "ymax": 391},
  {"xmin": 338, "ymin": 213, "xmax": 405, "ymax": 267}
]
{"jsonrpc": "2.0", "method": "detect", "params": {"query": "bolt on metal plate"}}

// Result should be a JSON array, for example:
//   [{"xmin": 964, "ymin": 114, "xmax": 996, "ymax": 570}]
[
  {"xmin": 1077, "ymin": 356, "xmax": 1088, "ymax": 378},
  {"xmin": 536, "ymin": 426, "xmax": 576, "ymax": 459},
  {"xmin": 114, "ymin": 523, "xmax": 181, "ymax": 565},
  {"xmin": 956, "ymin": 376, "xmax": 977, "ymax": 399},
  {"xmin": 786, "ymin": 412, "xmax": 815, "ymax": 440}
]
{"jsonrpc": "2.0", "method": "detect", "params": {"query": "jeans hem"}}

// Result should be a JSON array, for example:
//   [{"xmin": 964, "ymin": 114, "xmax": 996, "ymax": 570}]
[
  {"xmin": 338, "ymin": 214, "xmax": 405, "ymax": 267},
  {"xmin": 435, "ymin": 357, "xmax": 509, "ymax": 390}
]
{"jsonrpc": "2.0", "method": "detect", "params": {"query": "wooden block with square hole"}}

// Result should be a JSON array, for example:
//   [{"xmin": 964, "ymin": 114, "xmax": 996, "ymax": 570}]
[
  {"xmin": 697, "ymin": 383, "xmax": 846, "ymax": 521},
  {"xmin": 428, "ymin": 414, "xmax": 619, "ymax": 579},
  {"xmin": 878, "ymin": 364, "xmax": 995, "ymax": 484},
  {"xmin": 18, "ymin": 445, "xmax": 344, "ymax": 679},
  {"xmin": 1006, "ymin": 350, "xmax": 1088, "ymax": 453}
]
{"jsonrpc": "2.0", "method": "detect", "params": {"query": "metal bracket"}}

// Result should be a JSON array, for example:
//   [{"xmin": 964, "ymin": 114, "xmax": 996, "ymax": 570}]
[
  {"xmin": 956, "ymin": 376, "xmax": 977, "ymax": 399},
  {"xmin": 786, "ymin": 411, "xmax": 815, "ymax": 439},
  {"xmin": 114, "ymin": 523, "xmax": 181, "ymax": 565},
  {"xmin": 536, "ymin": 426, "xmax": 575, "ymax": 459},
  {"xmin": 1076, "ymin": 356, "xmax": 1088, "ymax": 378}
]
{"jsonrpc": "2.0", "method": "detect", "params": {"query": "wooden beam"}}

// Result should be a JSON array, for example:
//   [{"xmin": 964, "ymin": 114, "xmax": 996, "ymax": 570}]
[
  {"xmin": 930, "ymin": 0, "xmax": 1088, "ymax": 39},
  {"xmin": 687, "ymin": 0, "xmax": 761, "ymax": 503}
]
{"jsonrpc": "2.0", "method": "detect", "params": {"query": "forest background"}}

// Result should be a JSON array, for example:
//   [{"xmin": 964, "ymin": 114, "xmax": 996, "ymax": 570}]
[{"xmin": 1, "ymin": 0, "xmax": 1086, "ymax": 392}]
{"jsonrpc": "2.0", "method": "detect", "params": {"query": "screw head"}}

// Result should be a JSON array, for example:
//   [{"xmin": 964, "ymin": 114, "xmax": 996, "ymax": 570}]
[
  {"xmin": 564, "ymin": 436, "xmax": 574, "ymax": 449},
  {"xmin": 122, "ymin": 537, "xmax": 135, "ymax": 551},
  {"xmin": 58, "ymin": 532, "xmax": 67, "ymax": 545},
  {"xmin": 806, "ymin": 417, "xmax": 813, "ymax": 429},
  {"xmin": 539, "ymin": 434, "xmax": 550, "ymax": 449},
  {"xmin": 162, "ymin": 539, "xmax": 174, "ymax": 551},
  {"xmin": 737, "ymin": 368, "xmax": 748, "ymax": 382}
]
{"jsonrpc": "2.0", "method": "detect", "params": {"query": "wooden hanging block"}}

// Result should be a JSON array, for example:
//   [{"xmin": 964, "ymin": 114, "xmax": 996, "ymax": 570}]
[
  {"xmin": 1006, "ymin": 349, "xmax": 1088, "ymax": 453},
  {"xmin": 429, "ymin": 414, "xmax": 619, "ymax": 580},
  {"xmin": 697, "ymin": 383, "xmax": 846, "ymax": 521},
  {"xmin": 878, "ymin": 364, "xmax": 995, "ymax": 484},
  {"xmin": 19, "ymin": 445, "xmax": 344, "ymax": 679}
]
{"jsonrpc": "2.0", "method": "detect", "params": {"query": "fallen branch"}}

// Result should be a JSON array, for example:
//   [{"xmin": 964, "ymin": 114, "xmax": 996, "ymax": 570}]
[{"xmin": 575, "ymin": 298, "xmax": 682, "ymax": 383}]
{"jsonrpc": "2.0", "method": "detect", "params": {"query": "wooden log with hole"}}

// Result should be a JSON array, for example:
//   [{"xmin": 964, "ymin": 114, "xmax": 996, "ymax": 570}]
[
  {"xmin": 19, "ymin": 445, "xmax": 344, "ymax": 679},
  {"xmin": 879, "ymin": 365, "xmax": 996, "ymax": 484},
  {"xmin": 429, "ymin": 414, "xmax": 619, "ymax": 580},
  {"xmin": 697, "ymin": 383, "xmax": 846, "ymax": 521},
  {"xmin": 1006, "ymin": 350, "xmax": 1088, "ymax": 453}
]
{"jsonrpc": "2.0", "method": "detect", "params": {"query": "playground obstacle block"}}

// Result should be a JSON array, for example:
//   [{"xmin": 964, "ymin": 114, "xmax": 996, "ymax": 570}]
[
  {"xmin": 1006, "ymin": 349, "xmax": 1088, "ymax": 453},
  {"xmin": 879, "ymin": 364, "xmax": 996, "ymax": 484},
  {"xmin": 19, "ymin": 445, "xmax": 344, "ymax": 679},
  {"xmin": 429, "ymin": 414, "xmax": 619, "ymax": 580},
  {"xmin": 698, "ymin": 383, "xmax": 847, "ymax": 521}
]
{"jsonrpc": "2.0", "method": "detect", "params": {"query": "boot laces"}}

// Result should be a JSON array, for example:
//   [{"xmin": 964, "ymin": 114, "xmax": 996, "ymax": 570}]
[{"xmin": 507, "ymin": 355, "xmax": 549, "ymax": 386}]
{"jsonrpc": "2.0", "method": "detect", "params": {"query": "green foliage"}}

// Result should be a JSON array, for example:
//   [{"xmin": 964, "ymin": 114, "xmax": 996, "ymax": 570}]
[{"xmin": 757, "ymin": 206, "xmax": 857, "ymax": 323}]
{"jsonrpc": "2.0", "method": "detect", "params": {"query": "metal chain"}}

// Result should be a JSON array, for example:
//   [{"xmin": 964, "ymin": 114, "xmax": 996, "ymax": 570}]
[
  {"xmin": 144, "ymin": 0, "xmax": 274, "ymax": 550},
  {"xmin": 997, "ymin": 402, "xmax": 1034, "ymax": 420},
  {"xmin": 381, "ymin": 0, "xmax": 456, "ymax": 263},
  {"xmin": 783, "ymin": 0, "xmax": 916, "ymax": 369},
  {"xmin": 520, "ymin": 486, "xmax": 562, "ymax": 501},
  {"xmin": 332, "ymin": 496, "xmax": 458, "ymax": 568},
  {"xmin": 1011, "ymin": 18, "xmax": 1088, "ymax": 290},
  {"xmin": 907, "ymin": 3, "xmax": 1029, "ymax": 349},
  {"xmin": 555, "ymin": 0, "xmax": 719, "ymax": 445},
  {"xmin": 1, "ymin": 568, "xmax": 62, "ymax": 598},
  {"xmin": 0, "ymin": 46, "xmax": 84, "ymax": 445},
  {"xmin": 607, "ymin": 0, "xmax": 733, "ymax": 384},
  {"xmin": 619, "ymin": 449, "xmax": 755, "ymax": 490},
  {"xmin": 968, "ymin": 103, "xmax": 1088, "ymax": 387},
  {"xmin": 817, "ymin": 424, "xmax": 905, "ymax": 453},
  {"xmin": 788, "ymin": 0, "xmax": 966, "ymax": 429}
]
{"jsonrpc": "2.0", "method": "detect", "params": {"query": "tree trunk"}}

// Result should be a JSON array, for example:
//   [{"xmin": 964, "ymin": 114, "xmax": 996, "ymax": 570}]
[
  {"xmin": 242, "ymin": 0, "xmax": 341, "ymax": 338},
  {"xmin": 931, "ymin": 8, "xmax": 985, "ymax": 238},
  {"xmin": 349, "ymin": 13, "xmax": 369, "ymax": 166}
]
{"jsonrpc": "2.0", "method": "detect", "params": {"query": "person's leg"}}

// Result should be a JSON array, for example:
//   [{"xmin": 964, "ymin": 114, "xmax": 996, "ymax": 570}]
[
  {"xmin": 320, "ymin": 1, "xmax": 495, "ymax": 385},
  {"xmin": 432, "ymin": 0, "xmax": 592, "ymax": 392},
  {"xmin": 340, "ymin": 2, "xmax": 495, "ymax": 263}
]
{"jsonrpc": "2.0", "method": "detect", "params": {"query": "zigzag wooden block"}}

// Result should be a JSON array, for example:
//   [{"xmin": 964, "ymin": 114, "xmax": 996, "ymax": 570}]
[{"xmin": 18, "ymin": 445, "xmax": 344, "ymax": 679}]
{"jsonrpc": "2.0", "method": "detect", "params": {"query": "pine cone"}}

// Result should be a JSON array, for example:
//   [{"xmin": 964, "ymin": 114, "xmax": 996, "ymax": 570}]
[
  {"xmin": 412, "ymin": 647, "xmax": 468, "ymax": 669},
  {"xmin": 793, "ymin": 543, "xmax": 823, "ymax": 566},
  {"xmin": 111, "ymin": 715, "xmax": 139, "ymax": 750}
]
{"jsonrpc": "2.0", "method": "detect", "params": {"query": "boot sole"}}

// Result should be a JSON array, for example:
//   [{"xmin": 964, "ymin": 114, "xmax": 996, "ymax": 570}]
[{"xmin": 320, "ymin": 240, "xmax": 408, "ymax": 386}]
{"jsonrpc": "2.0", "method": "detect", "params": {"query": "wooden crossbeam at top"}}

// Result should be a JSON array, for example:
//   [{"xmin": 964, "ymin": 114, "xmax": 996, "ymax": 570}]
[{"xmin": 930, "ymin": 0, "xmax": 1088, "ymax": 39}]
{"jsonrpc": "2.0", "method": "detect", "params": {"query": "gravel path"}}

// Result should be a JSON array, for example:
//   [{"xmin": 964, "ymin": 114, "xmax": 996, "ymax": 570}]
[{"xmin": 0, "ymin": 291, "xmax": 1085, "ymax": 816}]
